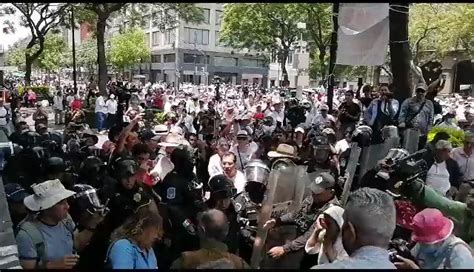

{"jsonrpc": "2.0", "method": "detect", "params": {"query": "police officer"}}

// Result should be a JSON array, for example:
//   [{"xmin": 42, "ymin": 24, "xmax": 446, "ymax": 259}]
[
  {"xmin": 78, "ymin": 156, "xmax": 106, "ymax": 189},
  {"xmin": 206, "ymin": 174, "xmax": 240, "ymax": 254},
  {"xmin": 267, "ymin": 143, "xmax": 299, "ymax": 170},
  {"xmin": 158, "ymin": 147, "xmax": 204, "ymax": 266},
  {"xmin": 263, "ymin": 172, "xmax": 340, "ymax": 269}
]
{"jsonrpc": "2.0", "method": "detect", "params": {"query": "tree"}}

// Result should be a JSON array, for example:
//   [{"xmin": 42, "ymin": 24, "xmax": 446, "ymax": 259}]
[
  {"xmin": 75, "ymin": 3, "xmax": 204, "ymax": 95},
  {"xmin": 299, "ymin": 3, "xmax": 332, "ymax": 81},
  {"xmin": 77, "ymin": 37, "xmax": 98, "ymax": 79},
  {"xmin": 108, "ymin": 28, "xmax": 150, "ymax": 77},
  {"xmin": 409, "ymin": 4, "xmax": 474, "ymax": 64},
  {"xmin": 2, "ymin": 3, "xmax": 70, "ymax": 86},
  {"xmin": 5, "ymin": 44, "xmax": 26, "ymax": 68},
  {"xmin": 35, "ymin": 34, "xmax": 68, "ymax": 73},
  {"xmin": 220, "ymin": 3, "xmax": 302, "ymax": 86}
]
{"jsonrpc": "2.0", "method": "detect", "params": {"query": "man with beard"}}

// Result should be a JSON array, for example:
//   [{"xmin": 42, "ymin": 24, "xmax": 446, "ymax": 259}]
[{"xmin": 263, "ymin": 173, "xmax": 340, "ymax": 268}]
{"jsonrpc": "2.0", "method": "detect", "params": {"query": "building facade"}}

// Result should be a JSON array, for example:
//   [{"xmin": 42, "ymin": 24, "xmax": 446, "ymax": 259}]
[{"xmin": 136, "ymin": 3, "xmax": 268, "ymax": 86}]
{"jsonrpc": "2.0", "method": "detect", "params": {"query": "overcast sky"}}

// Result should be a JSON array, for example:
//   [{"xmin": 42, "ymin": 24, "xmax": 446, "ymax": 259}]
[{"xmin": 1, "ymin": 8, "xmax": 38, "ymax": 50}]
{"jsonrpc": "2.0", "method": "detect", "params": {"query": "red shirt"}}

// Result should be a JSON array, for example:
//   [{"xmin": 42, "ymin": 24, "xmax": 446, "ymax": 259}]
[
  {"xmin": 394, "ymin": 199, "xmax": 420, "ymax": 230},
  {"xmin": 254, "ymin": 112, "xmax": 265, "ymax": 120},
  {"xmin": 71, "ymin": 99, "xmax": 82, "ymax": 111}
]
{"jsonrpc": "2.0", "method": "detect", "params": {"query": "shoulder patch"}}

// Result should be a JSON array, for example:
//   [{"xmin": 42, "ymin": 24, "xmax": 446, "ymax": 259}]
[{"xmin": 167, "ymin": 187, "xmax": 176, "ymax": 200}]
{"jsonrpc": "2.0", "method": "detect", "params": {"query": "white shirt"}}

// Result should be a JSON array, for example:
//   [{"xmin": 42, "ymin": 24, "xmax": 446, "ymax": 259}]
[
  {"xmin": 451, "ymin": 147, "xmax": 474, "ymax": 182},
  {"xmin": 0, "ymin": 107, "xmax": 8, "ymax": 126},
  {"xmin": 95, "ymin": 96, "xmax": 108, "ymax": 114},
  {"xmin": 53, "ymin": 96, "xmax": 64, "ymax": 111},
  {"xmin": 427, "ymin": 161, "xmax": 451, "ymax": 196},
  {"xmin": 335, "ymin": 139, "xmax": 350, "ymax": 155},
  {"xmin": 230, "ymin": 142, "xmax": 259, "ymax": 171},
  {"xmin": 208, "ymin": 154, "xmax": 224, "ymax": 177},
  {"xmin": 106, "ymin": 99, "xmax": 118, "ymax": 114},
  {"xmin": 227, "ymin": 170, "xmax": 247, "ymax": 194}
]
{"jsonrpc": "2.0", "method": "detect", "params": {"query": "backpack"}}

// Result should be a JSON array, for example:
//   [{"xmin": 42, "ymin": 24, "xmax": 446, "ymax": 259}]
[
  {"xmin": 443, "ymin": 239, "xmax": 474, "ymax": 269},
  {"xmin": 16, "ymin": 216, "xmax": 75, "ymax": 268}
]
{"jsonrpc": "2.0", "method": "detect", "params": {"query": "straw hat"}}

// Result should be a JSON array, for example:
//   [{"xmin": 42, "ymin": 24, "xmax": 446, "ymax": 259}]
[
  {"xmin": 267, "ymin": 144, "xmax": 298, "ymax": 159},
  {"xmin": 158, "ymin": 133, "xmax": 182, "ymax": 147},
  {"xmin": 24, "ymin": 179, "xmax": 76, "ymax": 212}
]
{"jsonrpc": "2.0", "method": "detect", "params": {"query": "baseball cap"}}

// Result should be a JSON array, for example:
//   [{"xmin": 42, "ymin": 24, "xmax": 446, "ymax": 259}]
[
  {"xmin": 140, "ymin": 130, "xmax": 160, "ymax": 141},
  {"xmin": 415, "ymin": 83, "xmax": 428, "ymax": 93},
  {"xmin": 309, "ymin": 173, "xmax": 335, "ymax": 194},
  {"xmin": 295, "ymin": 127, "xmax": 305, "ymax": 134},
  {"xmin": 435, "ymin": 140, "xmax": 452, "ymax": 150},
  {"xmin": 237, "ymin": 130, "xmax": 249, "ymax": 138},
  {"xmin": 5, "ymin": 183, "xmax": 30, "ymax": 203}
]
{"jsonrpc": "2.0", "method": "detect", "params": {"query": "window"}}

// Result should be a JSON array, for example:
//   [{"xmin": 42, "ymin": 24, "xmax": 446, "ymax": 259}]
[
  {"xmin": 165, "ymin": 30, "xmax": 175, "ymax": 44},
  {"xmin": 145, "ymin": 33, "xmax": 150, "ymax": 48},
  {"xmin": 215, "ymin": 10, "xmax": 223, "ymax": 25},
  {"xmin": 141, "ymin": 16, "xmax": 150, "ymax": 29},
  {"xmin": 151, "ymin": 55, "xmax": 161, "ymax": 63},
  {"xmin": 152, "ymin": 31, "xmax": 160, "ymax": 46},
  {"xmin": 215, "ymin": 31, "xmax": 220, "ymax": 46},
  {"xmin": 183, "ymin": 28, "xmax": 209, "ymax": 45},
  {"xmin": 164, "ymin": 54, "xmax": 176, "ymax": 63},
  {"xmin": 152, "ymin": 13, "xmax": 158, "ymax": 27},
  {"xmin": 201, "ymin": 8, "xmax": 210, "ymax": 24},
  {"xmin": 183, "ymin": 53, "xmax": 209, "ymax": 64},
  {"xmin": 241, "ymin": 58, "xmax": 266, "ymax": 68},
  {"xmin": 214, "ymin": 56, "xmax": 237, "ymax": 66}
]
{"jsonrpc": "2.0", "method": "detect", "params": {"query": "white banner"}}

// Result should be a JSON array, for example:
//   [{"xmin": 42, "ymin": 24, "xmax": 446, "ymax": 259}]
[{"xmin": 336, "ymin": 3, "xmax": 390, "ymax": 66}]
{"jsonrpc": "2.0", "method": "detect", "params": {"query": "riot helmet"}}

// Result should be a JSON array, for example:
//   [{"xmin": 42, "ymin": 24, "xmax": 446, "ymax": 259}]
[
  {"xmin": 22, "ymin": 131, "xmax": 41, "ymax": 148},
  {"xmin": 244, "ymin": 160, "xmax": 270, "ymax": 203},
  {"xmin": 69, "ymin": 184, "xmax": 109, "ymax": 224},
  {"xmin": 79, "ymin": 156, "xmax": 105, "ymax": 186},
  {"xmin": 208, "ymin": 174, "xmax": 236, "ymax": 201},
  {"xmin": 113, "ymin": 157, "xmax": 138, "ymax": 181},
  {"xmin": 45, "ymin": 157, "xmax": 66, "ymax": 176},
  {"xmin": 311, "ymin": 134, "xmax": 332, "ymax": 164},
  {"xmin": 352, "ymin": 125, "xmax": 373, "ymax": 147}
]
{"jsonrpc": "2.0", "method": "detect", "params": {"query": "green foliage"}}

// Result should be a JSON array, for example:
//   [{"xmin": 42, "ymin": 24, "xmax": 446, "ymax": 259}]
[
  {"xmin": 77, "ymin": 37, "xmax": 98, "ymax": 70},
  {"xmin": 18, "ymin": 86, "xmax": 51, "ymax": 97},
  {"xmin": 428, "ymin": 126, "xmax": 466, "ymax": 148},
  {"xmin": 409, "ymin": 3, "xmax": 474, "ymax": 63},
  {"xmin": 154, "ymin": 112, "xmax": 167, "ymax": 124},
  {"xmin": 221, "ymin": 4, "xmax": 301, "ymax": 53},
  {"xmin": 35, "ymin": 34, "xmax": 69, "ymax": 72},
  {"xmin": 5, "ymin": 44, "xmax": 26, "ymax": 68},
  {"xmin": 108, "ymin": 27, "xmax": 150, "ymax": 71}
]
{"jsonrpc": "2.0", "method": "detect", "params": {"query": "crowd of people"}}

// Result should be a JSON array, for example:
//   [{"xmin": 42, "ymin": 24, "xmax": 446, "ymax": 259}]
[{"xmin": 2, "ymin": 75, "xmax": 474, "ymax": 269}]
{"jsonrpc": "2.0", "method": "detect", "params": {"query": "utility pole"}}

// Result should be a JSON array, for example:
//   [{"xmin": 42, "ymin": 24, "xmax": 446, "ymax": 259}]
[
  {"xmin": 70, "ymin": 6, "xmax": 78, "ymax": 94},
  {"xmin": 327, "ymin": 3, "xmax": 339, "ymax": 113}
]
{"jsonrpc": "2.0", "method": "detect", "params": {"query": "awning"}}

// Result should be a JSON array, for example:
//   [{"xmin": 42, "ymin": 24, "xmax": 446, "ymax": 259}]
[{"xmin": 241, "ymin": 73, "xmax": 263, "ymax": 79}]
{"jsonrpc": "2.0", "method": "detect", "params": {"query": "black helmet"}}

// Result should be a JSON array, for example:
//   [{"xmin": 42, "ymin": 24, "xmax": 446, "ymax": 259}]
[
  {"xmin": 352, "ymin": 125, "xmax": 373, "ymax": 147},
  {"xmin": 208, "ymin": 174, "xmax": 236, "ymax": 200},
  {"xmin": 113, "ymin": 158, "xmax": 138, "ymax": 180},
  {"xmin": 45, "ymin": 156, "xmax": 66, "ymax": 175},
  {"xmin": 22, "ymin": 131, "xmax": 41, "ymax": 148},
  {"xmin": 69, "ymin": 184, "xmax": 109, "ymax": 223}
]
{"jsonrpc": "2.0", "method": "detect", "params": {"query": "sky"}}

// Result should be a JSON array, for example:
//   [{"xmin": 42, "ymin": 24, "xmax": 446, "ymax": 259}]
[{"xmin": 1, "ymin": 8, "xmax": 38, "ymax": 50}]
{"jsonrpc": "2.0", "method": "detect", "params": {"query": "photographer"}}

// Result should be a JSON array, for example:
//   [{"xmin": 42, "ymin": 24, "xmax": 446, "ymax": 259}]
[
  {"xmin": 394, "ymin": 208, "xmax": 474, "ymax": 269},
  {"xmin": 336, "ymin": 90, "xmax": 361, "ymax": 140}
]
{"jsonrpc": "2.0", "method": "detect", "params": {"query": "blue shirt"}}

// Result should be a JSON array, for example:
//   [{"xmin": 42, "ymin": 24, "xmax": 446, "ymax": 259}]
[
  {"xmin": 107, "ymin": 239, "xmax": 158, "ymax": 269},
  {"xmin": 16, "ymin": 220, "xmax": 74, "ymax": 264},
  {"xmin": 412, "ymin": 236, "xmax": 474, "ymax": 269},
  {"xmin": 312, "ymin": 246, "xmax": 396, "ymax": 269}
]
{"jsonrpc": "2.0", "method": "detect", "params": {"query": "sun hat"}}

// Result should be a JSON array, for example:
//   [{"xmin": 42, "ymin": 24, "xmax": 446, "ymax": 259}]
[
  {"xmin": 5, "ymin": 183, "xmax": 30, "ymax": 203},
  {"xmin": 267, "ymin": 143, "xmax": 298, "ymax": 159},
  {"xmin": 411, "ymin": 208, "xmax": 454, "ymax": 244},
  {"xmin": 153, "ymin": 124, "xmax": 169, "ymax": 136},
  {"xmin": 158, "ymin": 133, "xmax": 182, "ymax": 148},
  {"xmin": 309, "ymin": 172, "xmax": 336, "ymax": 194},
  {"xmin": 24, "ymin": 179, "xmax": 76, "ymax": 212}
]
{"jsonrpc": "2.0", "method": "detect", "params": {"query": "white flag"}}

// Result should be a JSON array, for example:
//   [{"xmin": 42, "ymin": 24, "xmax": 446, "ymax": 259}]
[{"xmin": 336, "ymin": 3, "xmax": 390, "ymax": 66}]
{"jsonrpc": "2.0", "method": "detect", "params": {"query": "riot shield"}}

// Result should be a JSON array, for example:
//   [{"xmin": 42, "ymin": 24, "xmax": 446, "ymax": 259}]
[
  {"xmin": 341, "ymin": 143, "xmax": 361, "ymax": 205},
  {"xmin": 250, "ymin": 164, "xmax": 309, "ymax": 269},
  {"xmin": 402, "ymin": 128, "xmax": 420, "ymax": 154},
  {"xmin": 358, "ymin": 136, "xmax": 400, "ymax": 183}
]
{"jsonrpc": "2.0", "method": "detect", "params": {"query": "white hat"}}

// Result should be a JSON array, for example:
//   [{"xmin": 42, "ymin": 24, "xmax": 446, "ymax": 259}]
[
  {"xmin": 295, "ymin": 127, "xmax": 305, "ymax": 134},
  {"xmin": 268, "ymin": 144, "xmax": 298, "ymax": 159},
  {"xmin": 24, "ymin": 179, "xmax": 76, "ymax": 212},
  {"xmin": 158, "ymin": 133, "xmax": 182, "ymax": 147},
  {"xmin": 153, "ymin": 124, "xmax": 169, "ymax": 136}
]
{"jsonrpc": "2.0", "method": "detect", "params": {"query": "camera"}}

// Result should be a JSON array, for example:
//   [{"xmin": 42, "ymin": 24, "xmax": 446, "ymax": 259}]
[{"xmin": 388, "ymin": 238, "xmax": 416, "ymax": 263}]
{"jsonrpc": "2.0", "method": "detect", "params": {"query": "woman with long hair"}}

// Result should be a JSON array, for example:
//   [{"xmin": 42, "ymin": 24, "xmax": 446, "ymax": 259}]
[{"xmin": 106, "ymin": 207, "xmax": 163, "ymax": 269}]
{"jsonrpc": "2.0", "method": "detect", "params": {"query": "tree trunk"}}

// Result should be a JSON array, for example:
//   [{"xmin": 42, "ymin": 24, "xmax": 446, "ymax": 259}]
[
  {"xmin": 389, "ymin": 3, "xmax": 411, "ymax": 103},
  {"xmin": 24, "ymin": 39, "xmax": 45, "ymax": 87},
  {"xmin": 373, "ymin": 66, "xmax": 381, "ymax": 86},
  {"xmin": 96, "ymin": 16, "xmax": 108, "ymax": 96},
  {"xmin": 318, "ymin": 46, "xmax": 327, "ymax": 83},
  {"xmin": 280, "ymin": 49, "xmax": 289, "ymax": 87}
]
